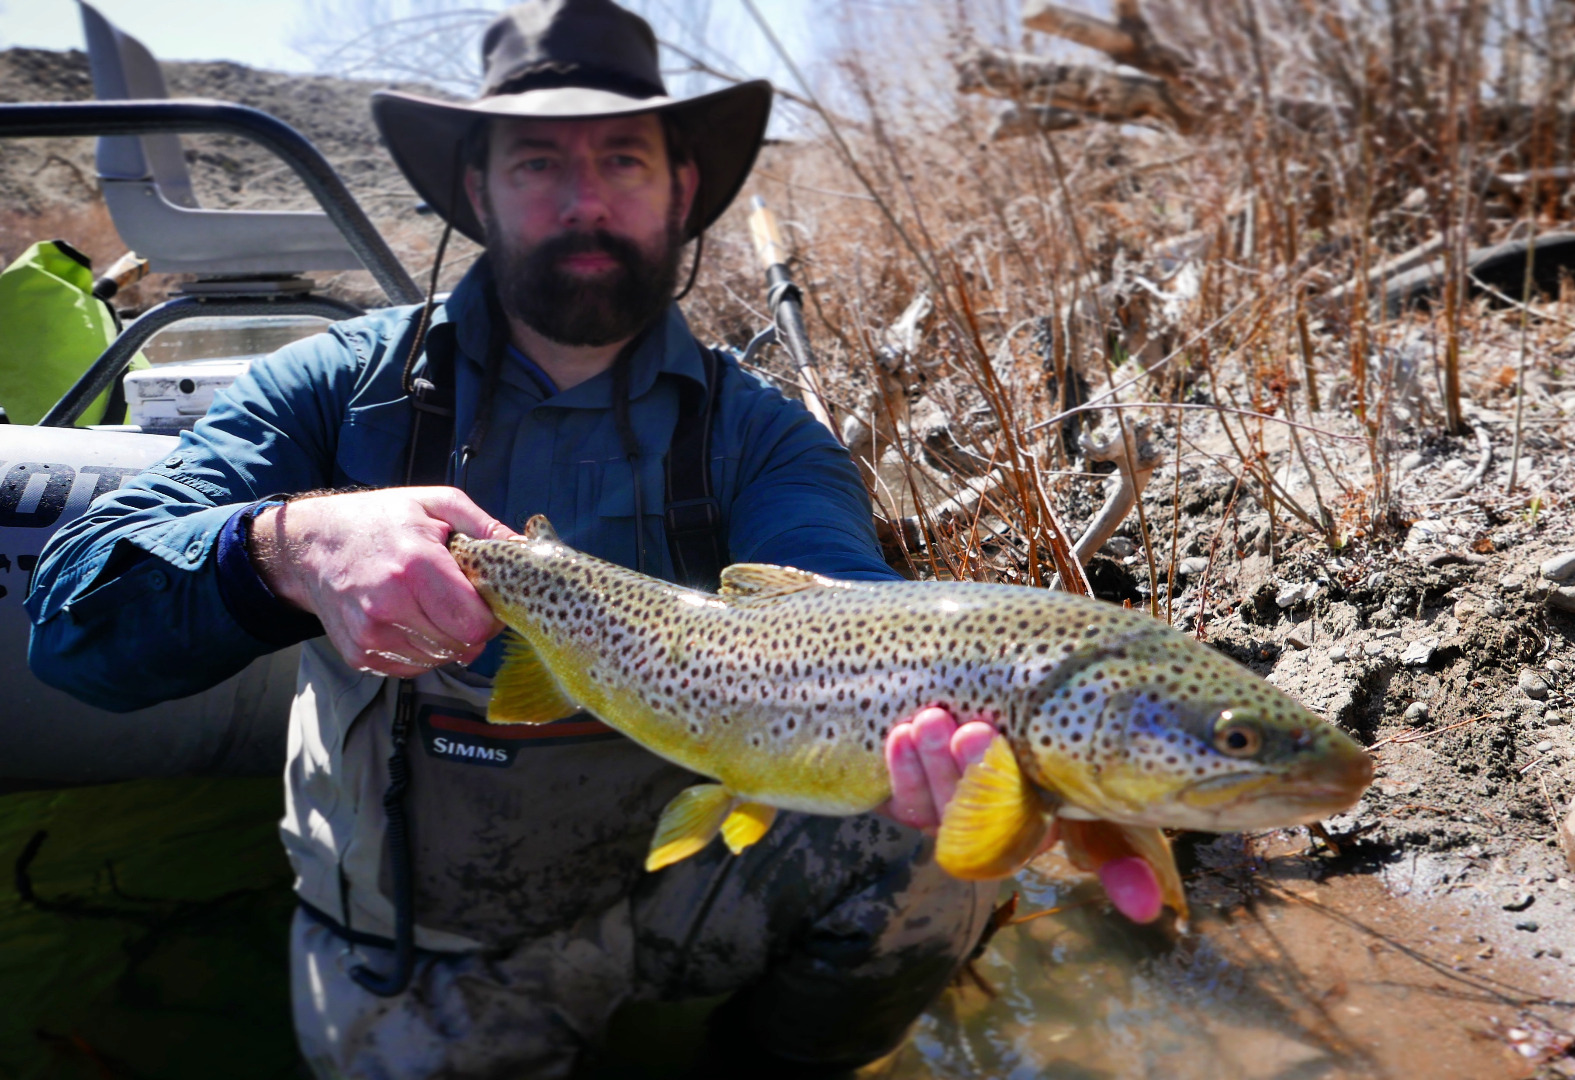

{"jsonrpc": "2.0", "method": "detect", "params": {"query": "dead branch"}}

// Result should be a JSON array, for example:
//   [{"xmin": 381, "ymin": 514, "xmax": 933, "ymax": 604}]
[
  {"xmin": 988, "ymin": 105, "xmax": 1084, "ymax": 141},
  {"xmin": 1021, "ymin": 0, "xmax": 1193, "ymax": 87},
  {"xmin": 1071, "ymin": 421, "xmax": 1165, "ymax": 565},
  {"xmin": 957, "ymin": 49, "xmax": 1199, "ymax": 134}
]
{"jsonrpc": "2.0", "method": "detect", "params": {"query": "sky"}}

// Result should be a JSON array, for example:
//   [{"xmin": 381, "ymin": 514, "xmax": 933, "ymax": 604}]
[{"xmin": 0, "ymin": 0, "xmax": 823, "ymax": 83}]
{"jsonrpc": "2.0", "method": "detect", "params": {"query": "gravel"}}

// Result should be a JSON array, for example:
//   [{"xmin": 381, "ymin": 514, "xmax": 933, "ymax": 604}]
[{"xmin": 1520, "ymin": 670, "xmax": 1552, "ymax": 700}]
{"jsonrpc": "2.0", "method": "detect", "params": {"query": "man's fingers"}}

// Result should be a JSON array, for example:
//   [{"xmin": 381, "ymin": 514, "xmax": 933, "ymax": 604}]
[
  {"xmin": 405, "ymin": 552, "xmax": 504, "ymax": 651},
  {"xmin": 413, "ymin": 486, "xmax": 517, "ymax": 542},
  {"xmin": 883, "ymin": 724, "xmax": 939, "ymax": 831},
  {"xmin": 1097, "ymin": 857, "xmax": 1165, "ymax": 924},
  {"xmin": 950, "ymin": 721, "xmax": 997, "ymax": 772},
  {"xmin": 912, "ymin": 707, "xmax": 965, "ymax": 814}
]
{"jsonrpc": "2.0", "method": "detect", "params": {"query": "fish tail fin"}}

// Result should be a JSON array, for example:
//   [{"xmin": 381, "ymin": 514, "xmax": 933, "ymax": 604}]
[
  {"xmin": 936, "ymin": 736, "xmax": 1051, "ymax": 880},
  {"xmin": 720, "ymin": 802, "xmax": 777, "ymax": 855},
  {"xmin": 647, "ymin": 784, "xmax": 736, "ymax": 872},
  {"xmin": 488, "ymin": 632, "xmax": 579, "ymax": 725},
  {"xmin": 1059, "ymin": 820, "xmax": 1190, "ymax": 926}
]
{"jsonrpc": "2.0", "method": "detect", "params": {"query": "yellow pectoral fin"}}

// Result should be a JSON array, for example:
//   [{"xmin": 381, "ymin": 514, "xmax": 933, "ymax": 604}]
[
  {"xmin": 1059, "ymin": 819, "xmax": 1189, "ymax": 924},
  {"xmin": 647, "ymin": 784, "xmax": 735, "ymax": 872},
  {"xmin": 720, "ymin": 801, "xmax": 777, "ymax": 855},
  {"xmin": 488, "ymin": 632, "xmax": 579, "ymax": 726},
  {"xmin": 936, "ymin": 736, "xmax": 1051, "ymax": 880}
]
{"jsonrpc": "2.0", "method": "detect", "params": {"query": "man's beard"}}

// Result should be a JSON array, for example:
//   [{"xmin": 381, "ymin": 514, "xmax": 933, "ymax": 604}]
[{"xmin": 484, "ymin": 205, "xmax": 685, "ymax": 348}]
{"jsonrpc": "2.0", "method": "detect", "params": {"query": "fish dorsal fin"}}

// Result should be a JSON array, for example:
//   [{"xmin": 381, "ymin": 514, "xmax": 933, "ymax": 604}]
[
  {"xmin": 936, "ymin": 736, "xmax": 1052, "ymax": 880},
  {"xmin": 521, "ymin": 515, "xmax": 561, "ymax": 543},
  {"xmin": 718, "ymin": 563, "xmax": 824, "ymax": 602},
  {"xmin": 488, "ymin": 632, "xmax": 580, "ymax": 726},
  {"xmin": 647, "ymin": 784, "xmax": 735, "ymax": 871},
  {"xmin": 1059, "ymin": 820, "xmax": 1189, "ymax": 926},
  {"xmin": 720, "ymin": 801, "xmax": 777, "ymax": 854}
]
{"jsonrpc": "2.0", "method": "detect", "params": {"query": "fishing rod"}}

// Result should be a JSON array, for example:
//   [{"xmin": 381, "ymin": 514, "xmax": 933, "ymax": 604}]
[{"xmin": 746, "ymin": 196, "xmax": 839, "ymax": 440}]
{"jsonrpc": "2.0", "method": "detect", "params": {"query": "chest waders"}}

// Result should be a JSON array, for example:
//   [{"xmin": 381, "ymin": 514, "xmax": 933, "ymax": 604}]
[{"xmin": 347, "ymin": 297, "xmax": 728, "ymax": 996}]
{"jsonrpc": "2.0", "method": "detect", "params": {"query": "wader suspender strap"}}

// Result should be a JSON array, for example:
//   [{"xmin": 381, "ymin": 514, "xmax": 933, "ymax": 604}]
[
  {"xmin": 665, "ymin": 346, "xmax": 727, "ymax": 592},
  {"xmin": 348, "ymin": 316, "xmax": 456, "ymax": 998}
]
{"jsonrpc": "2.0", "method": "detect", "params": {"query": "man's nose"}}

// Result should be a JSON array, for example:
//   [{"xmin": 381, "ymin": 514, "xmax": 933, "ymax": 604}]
[{"xmin": 558, "ymin": 161, "xmax": 611, "ymax": 228}]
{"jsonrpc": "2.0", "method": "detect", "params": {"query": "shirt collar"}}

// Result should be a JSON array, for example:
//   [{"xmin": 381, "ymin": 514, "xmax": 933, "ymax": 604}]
[{"xmin": 440, "ymin": 256, "xmax": 708, "ymax": 408}]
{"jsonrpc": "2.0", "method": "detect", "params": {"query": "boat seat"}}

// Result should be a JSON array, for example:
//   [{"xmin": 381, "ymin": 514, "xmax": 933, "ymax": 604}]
[{"xmin": 79, "ymin": 0, "xmax": 364, "ymax": 276}]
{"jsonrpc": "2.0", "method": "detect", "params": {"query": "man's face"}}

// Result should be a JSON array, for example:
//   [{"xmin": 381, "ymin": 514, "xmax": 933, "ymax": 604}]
[{"xmin": 465, "ymin": 113, "xmax": 700, "ymax": 348}]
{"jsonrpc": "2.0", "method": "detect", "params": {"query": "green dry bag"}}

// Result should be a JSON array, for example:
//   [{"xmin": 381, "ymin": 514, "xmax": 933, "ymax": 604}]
[{"xmin": 0, "ymin": 239, "xmax": 148, "ymax": 426}]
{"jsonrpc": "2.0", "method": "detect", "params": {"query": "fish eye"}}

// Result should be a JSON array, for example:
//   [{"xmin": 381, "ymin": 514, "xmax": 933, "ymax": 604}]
[{"xmin": 1213, "ymin": 712, "xmax": 1263, "ymax": 757}]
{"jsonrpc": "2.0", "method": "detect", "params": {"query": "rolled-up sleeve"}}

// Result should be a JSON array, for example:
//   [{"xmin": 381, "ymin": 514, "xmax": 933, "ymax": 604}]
[{"xmin": 25, "ymin": 328, "xmax": 366, "ymax": 711}]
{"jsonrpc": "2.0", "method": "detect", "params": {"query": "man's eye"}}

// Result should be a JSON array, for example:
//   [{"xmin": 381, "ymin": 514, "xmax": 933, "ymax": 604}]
[{"xmin": 522, "ymin": 158, "xmax": 554, "ymax": 173}]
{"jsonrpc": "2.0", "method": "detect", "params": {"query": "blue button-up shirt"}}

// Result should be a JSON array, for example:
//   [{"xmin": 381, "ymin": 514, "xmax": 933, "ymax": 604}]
[{"xmin": 26, "ymin": 259, "xmax": 897, "ymax": 709}]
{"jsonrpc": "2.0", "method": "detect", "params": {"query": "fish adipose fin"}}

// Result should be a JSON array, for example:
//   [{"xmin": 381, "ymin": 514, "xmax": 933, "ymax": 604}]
[
  {"xmin": 1059, "ymin": 820, "xmax": 1190, "ymax": 925},
  {"xmin": 720, "ymin": 801, "xmax": 777, "ymax": 855},
  {"xmin": 936, "ymin": 736, "xmax": 1051, "ymax": 880},
  {"xmin": 647, "ymin": 784, "xmax": 736, "ymax": 871},
  {"xmin": 718, "ymin": 564, "xmax": 824, "ymax": 602},
  {"xmin": 520, "ymin": 515, "xmax": 561, "ymax": 543},
  {"xmin": 488, "ymin": 632, "xmax": 580, "ymax": 726}
]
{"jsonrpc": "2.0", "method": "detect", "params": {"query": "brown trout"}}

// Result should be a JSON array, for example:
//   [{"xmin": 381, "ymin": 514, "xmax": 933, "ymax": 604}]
[{"xmin": 450, "ymin": 517, "xmax": 1372, "ymax": 920}]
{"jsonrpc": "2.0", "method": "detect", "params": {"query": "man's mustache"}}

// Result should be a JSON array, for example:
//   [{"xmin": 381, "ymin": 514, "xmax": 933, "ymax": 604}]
[{"xmin": 532, "ymin": 231, "xmax": 643, "ymax": 271}]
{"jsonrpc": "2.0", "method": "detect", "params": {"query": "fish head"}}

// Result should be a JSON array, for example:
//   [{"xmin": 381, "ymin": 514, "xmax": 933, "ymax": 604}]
[{"xmin": 1023, "ymin": 629, "xmax": 1372, "ymax": 832}]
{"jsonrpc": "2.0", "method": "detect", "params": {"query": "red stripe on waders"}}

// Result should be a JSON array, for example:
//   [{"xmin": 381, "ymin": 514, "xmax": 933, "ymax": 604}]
[{"xmin": 427, "ymin": 711, "xmax": 615, "ymax": 741}]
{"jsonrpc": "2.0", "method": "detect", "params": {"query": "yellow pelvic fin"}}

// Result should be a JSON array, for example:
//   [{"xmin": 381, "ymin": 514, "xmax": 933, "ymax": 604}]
[
  {"xmin": 936, "ymin": 736, "xmax": 1051, "ymax": 880},
  {"xmin": 1059, "ymin": 819, "xmax": 1189, "ymax": 923},
  {"xmin": 720, "ymin": 801, "xmax": 777, "ymax": 855},
  {"xmin": 718, "ymin": 563, "xmax": 825, "ymax": 602},
  {"xmin": 520, "ymin": 515, "xmax": 561, "ymax": 543},
  {"xmin": 646, "ymin": 784, "xmax": 735, "ymax": 872},
  {"xmin": 487, "ymin": 632, "xmax": 579, "ymax": 726}
]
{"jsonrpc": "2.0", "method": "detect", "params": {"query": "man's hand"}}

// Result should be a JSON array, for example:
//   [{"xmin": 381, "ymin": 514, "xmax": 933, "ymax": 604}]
[
  {"xmin": 249, "ymin": 487, "xmax": 517, "ymax": 678},
  {"xmin": 880, "ymin": 706, "xmax": 1164, "ymax": 924}
]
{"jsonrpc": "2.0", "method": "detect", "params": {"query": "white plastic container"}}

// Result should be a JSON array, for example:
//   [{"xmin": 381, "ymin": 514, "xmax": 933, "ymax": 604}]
[{"xmin": 123, "ymin": 355, "xmax": 257, "ymax": 431}]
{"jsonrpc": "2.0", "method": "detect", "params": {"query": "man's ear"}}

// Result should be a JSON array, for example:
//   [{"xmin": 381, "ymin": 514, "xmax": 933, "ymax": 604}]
[{"xmin": 675, "ymin": 160, "xmax": 700, "ymax": 228}]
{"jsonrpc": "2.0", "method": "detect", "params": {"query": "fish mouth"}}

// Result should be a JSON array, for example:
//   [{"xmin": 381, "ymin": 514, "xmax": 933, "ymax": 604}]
[{"xmin": 1173, "ymin": 750, "xmax": 1373, "ymax": 830}]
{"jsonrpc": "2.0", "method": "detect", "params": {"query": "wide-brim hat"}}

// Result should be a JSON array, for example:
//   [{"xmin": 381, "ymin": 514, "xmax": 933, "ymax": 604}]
[{"xmin": 371, "ymin": 0, "xmax": 772, "ymax": 245}]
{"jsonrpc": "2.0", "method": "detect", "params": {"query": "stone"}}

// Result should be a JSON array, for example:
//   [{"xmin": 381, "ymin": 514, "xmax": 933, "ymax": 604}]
[
  {"xmin": 1404, "ymin": 701, "xmax": 1430, "ymax": 725},
  {"xmin": 1453, "ymin": 598, "xmax": 1479, "ymax": 620},
  {"xmin": 1501, "ymin": 573, "xmax": 1527, "ymax": 592},
  {"xmin": 1401, "ymin": 638, "xmax": 1437, "ymax": 667},
  {"xmin": 1551, "ymin": 947, "xmax": 1565, "ymax": 959},
  {"xmin": 1286, "ymin": 631, "xmax": 1310, "ymax": 650},
  {"xmin": 1541, "ymin": 551, "xmax": 1575, "ymax": 582},
  {"xmin": 1504, "ymin": 893, "xmax": 1535, "ymax": 912},
  {"xmin": 1547, "ymin": 586, "xmax": 1575, "ymax": 614},
  {"xmin": 1549, "ymin": 659, "xmax": 1567, "ymax": 674},
  {"xmin": 1329, "ymin": 645, "xmax": 1348, "ymax": 663},
  {"xmin": 1546, "ymin": 711, "xmax": 1565, "ymax": 725},
  {"xmin": 1364, "ymin": 641, "xmax": 1387, "ymax": 658},
  {"xmin": 1102, "ymin": 537, "xmax": 1137, "ymax": 558},
  {"xmin": 1275, "ymin": 581, "xmax": 1318, "ymax": 608},
  {"xmin": 1515, "ymin": 920, "xmax": 1540, "ymax": 932},
  {"xmin": 1520, "ymin": 670, "xmax": 1552, "ymax": 700},
  {"xmin": 1484, "ymin": 597, "xmax": 1508, "ymax": 618},
  {"xmin": 1400, "ymin": 451, "xmax": 1425, "ymax": 472},
  {"xmin": 1535, "ymin": 740, "xmax": 1555, "ymax": 754},
  {"xmin": 1177, "ymin": 556, "xmax": 1210, "ymax": 577}
]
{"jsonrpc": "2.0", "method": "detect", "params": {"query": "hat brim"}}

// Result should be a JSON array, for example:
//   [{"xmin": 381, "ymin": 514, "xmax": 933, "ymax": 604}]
[{"xmin": 371, "ymin": 80, "xmax": 772, "ymax": 245}]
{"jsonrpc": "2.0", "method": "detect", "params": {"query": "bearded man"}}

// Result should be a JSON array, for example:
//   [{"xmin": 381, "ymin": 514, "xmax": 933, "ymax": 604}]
[{"xmin": 28, "ymin": 1, "xmax": 1157, "ymax": 1075}]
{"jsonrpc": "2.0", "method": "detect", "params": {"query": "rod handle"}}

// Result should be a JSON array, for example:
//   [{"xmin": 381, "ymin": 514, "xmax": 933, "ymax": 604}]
[{"xmin": 747, "ymin": 195, "xmax": 790, "ymax": 270}]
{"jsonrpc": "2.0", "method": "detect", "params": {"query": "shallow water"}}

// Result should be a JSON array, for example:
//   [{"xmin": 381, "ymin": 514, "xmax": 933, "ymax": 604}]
[{"xmin": 889, "ymin": 833, "xmax": 1571, "ymax": 1080}]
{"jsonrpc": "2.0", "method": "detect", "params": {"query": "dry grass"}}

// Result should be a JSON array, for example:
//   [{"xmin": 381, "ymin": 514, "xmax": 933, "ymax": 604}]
[{"xmin": 678, "ymin": 0, "xmax": 1575, "ymax": 606}]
